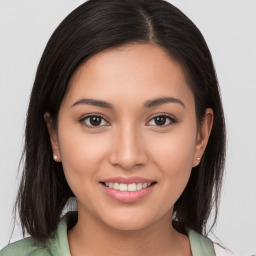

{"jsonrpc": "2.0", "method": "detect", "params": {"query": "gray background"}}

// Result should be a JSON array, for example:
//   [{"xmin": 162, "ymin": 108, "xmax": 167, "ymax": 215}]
[{"xmin": 0, "ymin": 1, "xmax": 255, "ymax": 255}]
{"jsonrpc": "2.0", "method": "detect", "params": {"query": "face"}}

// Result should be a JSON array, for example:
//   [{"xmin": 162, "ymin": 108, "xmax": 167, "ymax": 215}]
[{"xmin": 45, "ymin": 43, "xmax": 213, "ymax": 231}]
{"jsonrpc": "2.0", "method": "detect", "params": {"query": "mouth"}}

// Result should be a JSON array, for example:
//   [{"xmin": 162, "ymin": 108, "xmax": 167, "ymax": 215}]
[
  {"xmin": 100, "ymin": 181, "xmax": 157, "ymax": 192},
  {"xmin": 99, "ymin": 177, "xmax": 157, "ymax": 203}
]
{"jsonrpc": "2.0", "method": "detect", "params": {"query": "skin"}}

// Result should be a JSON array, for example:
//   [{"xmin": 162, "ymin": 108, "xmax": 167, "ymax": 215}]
[{"xmin": 45, "ymin": 43, "xmax": 213, "ymax": 256}]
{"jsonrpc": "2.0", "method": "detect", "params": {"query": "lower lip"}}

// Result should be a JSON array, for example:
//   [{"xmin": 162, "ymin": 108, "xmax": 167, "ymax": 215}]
[{"xmin": 100, "ymin": 183, "xmax": 156, "ymax": 203}]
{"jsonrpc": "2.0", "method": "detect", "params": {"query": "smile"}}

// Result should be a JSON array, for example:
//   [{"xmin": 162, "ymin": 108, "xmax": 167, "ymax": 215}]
[
  {"xmin": 100, "ymin": 176, "xmax": 157, "ymax": 203},
  {"xmin": 102, "ymin": 182, "xmax": 154, "ymax": 191}
]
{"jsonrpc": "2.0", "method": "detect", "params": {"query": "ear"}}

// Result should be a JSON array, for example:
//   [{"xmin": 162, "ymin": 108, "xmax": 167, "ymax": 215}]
[
  {"xmin": 44, "ymin": 112, "xmax": 61, "ymax": 162},
  {"xmin": 192, "ymin": 108, "xmax": 214, "ymax": 167}
]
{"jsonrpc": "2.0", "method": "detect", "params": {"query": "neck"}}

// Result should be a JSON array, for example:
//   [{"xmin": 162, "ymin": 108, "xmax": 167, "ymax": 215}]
[{"xmin": 67, "ymin": 209, "xmax": 191, "ymax": 256}]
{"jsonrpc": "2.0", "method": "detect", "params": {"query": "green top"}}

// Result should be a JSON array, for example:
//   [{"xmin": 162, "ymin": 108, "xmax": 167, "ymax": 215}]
[{"xmin": 0, "ymin": 211, "xmax": 216, "ymax": 256}]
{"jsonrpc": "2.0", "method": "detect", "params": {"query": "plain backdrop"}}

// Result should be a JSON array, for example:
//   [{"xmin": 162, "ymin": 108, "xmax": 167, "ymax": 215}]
[{"xmin": 0, "ymin": 1, "xmax": 255, "ymax": 255}]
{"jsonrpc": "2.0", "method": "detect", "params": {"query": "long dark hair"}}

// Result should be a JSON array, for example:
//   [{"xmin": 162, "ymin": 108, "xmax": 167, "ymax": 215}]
[{"xmin": 14, "ymin": 0, "xmax": 226, "ymax": 242}]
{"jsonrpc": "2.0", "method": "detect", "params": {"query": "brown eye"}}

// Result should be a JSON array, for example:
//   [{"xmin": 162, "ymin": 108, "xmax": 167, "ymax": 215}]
[
  {"xmin": 147, "ymin": 115, "xmax": 176, "ymax": 127},
  {"xmin": 80, "ymin": 115, "xmax": 109, "ymax": 128},
  {"xmin": 154, "ymin": 116, "xmax": 167, "ymax": 126},
  {"xmin": 89, "ymin": 116, "xmax": 102, "ymax": 126}
]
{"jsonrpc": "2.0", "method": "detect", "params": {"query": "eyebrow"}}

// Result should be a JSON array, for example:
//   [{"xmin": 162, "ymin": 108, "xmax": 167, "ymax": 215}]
[
  {"xmin": 144, "ymin": 97, "xmax": 185, "ymax": 108},
  {"xmin": 71, "ymin": 96, "xmax": 185, "ymax": 109},
  {"xmin": 72, "ymin": 98, "xmax": 113, "ymax": 108}
]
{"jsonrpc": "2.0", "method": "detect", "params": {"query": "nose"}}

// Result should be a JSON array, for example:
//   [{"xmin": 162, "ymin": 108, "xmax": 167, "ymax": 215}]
[{"xmin": 109, "ymin": 125, "xmax": 148, "ymax": 170}]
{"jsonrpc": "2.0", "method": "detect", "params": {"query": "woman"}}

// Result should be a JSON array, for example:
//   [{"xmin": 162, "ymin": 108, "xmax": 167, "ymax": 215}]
[{"xmin": 0, "ymin": 0, "xmax": 227, "ymax": 255}]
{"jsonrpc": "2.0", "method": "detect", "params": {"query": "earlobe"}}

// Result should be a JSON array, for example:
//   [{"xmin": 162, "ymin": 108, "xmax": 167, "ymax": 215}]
[
  {"xmin": 193, "ymin": 108, "xmax": 214, "ymax": 167},
  {"xmin": 44, "ymin": 112, "xmax": 61, "ymax": 162}
]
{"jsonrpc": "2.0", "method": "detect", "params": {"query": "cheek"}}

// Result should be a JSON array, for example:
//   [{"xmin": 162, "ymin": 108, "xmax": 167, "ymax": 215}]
[
  {"xmin": 57, "ymin": 124, "xmax": 110, "ymax": 195},
  {"xmin": 148, "ymin": 125, "xmax": 197, "ymax": 202},
  {"xmin": 151, "ymin": 125, "xmax": 196, "ymax": 170}
]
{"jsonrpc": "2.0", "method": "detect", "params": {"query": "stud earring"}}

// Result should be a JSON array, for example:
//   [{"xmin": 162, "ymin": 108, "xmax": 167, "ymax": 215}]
[
  {"xmin": 53, "ymin": 154, "xmax": 58, "ymax": 160},
  {"xmin": 196, "ymin": 156, "xmax": 200, "ymax": 161}
]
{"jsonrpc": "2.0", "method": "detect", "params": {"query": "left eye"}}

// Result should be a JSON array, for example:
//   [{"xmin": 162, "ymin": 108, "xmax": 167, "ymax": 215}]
[{"xmin": 147, "ymin": 115, "xmax": 175, "ymax": 126}]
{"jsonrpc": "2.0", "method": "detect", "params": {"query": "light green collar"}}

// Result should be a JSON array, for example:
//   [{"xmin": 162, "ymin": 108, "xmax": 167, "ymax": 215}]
[{"xmin": 187, "ymin": 228, "xmax": 216, "ymax": 256}]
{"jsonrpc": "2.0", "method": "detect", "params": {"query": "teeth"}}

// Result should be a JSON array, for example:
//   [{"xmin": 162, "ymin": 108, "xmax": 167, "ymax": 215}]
[
  {"xmin": 104, "ymin": 182, "xmax": 153, "ymax": 191},
  {"xmin": 113, "ymin": 183, "xmax": 120, "ymax": 190},
  {"xmin": 128, "ymin": 183, "xmax": 136, "ymax": 191},
  {"xmin": 119, "ymin": 184, "xmax": 127, "ymax": 191},
  {"xmin": 136, "ymin": 183, "xmax": 142, "ymax": 190}
]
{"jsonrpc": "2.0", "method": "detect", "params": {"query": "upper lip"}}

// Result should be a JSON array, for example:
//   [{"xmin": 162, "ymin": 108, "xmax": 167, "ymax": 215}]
[{"xmin": 100, "ymin": 176, "xmax": 156, "ymax": 184}]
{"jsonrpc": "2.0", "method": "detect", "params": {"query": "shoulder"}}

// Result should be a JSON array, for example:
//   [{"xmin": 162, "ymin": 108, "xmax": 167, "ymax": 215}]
[
  {"xmin": 187, "ymin": 228, "xmax": 216, "ymax": 255},
  {"xmin": 187, "ymin": 229, "xmax": 235, "ymax": 256},
  {"xmin": 0, "ymin": 237, "xmax": 52, "ymax": 256},
  {"xmin": 0, "ymin": 211, "xmax": 76, "ymax": 256}
]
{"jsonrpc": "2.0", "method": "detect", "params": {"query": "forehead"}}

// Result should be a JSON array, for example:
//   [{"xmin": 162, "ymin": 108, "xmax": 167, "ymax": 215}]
[{"xmin": 62, "ymin": 43, "xmax": 194, "ymax": 109}]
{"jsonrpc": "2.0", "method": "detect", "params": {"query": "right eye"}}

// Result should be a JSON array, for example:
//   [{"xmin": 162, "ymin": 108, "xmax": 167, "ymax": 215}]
[{"xmin": 79, "ymin": 115, "xmax": 109, "ymax": 128}]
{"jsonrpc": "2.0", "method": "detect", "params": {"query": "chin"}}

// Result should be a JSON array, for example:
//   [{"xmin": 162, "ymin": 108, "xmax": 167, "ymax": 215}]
[
  {"xmin": 105, "ymin": 219, "xmax": 149, "ymax": 231},
  {"xmin": 99, "ymin": 210, "xmax": 158, "ymax": 231}
]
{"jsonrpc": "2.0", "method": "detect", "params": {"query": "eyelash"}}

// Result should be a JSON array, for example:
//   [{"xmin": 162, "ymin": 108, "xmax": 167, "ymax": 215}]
[
  {"xmin": 148, "ymin": 113, "xmax": 177, "ymax": 127},
  {"xmin": 79, "ymin": 113, "xmax": 177, "ymax": 129}
]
